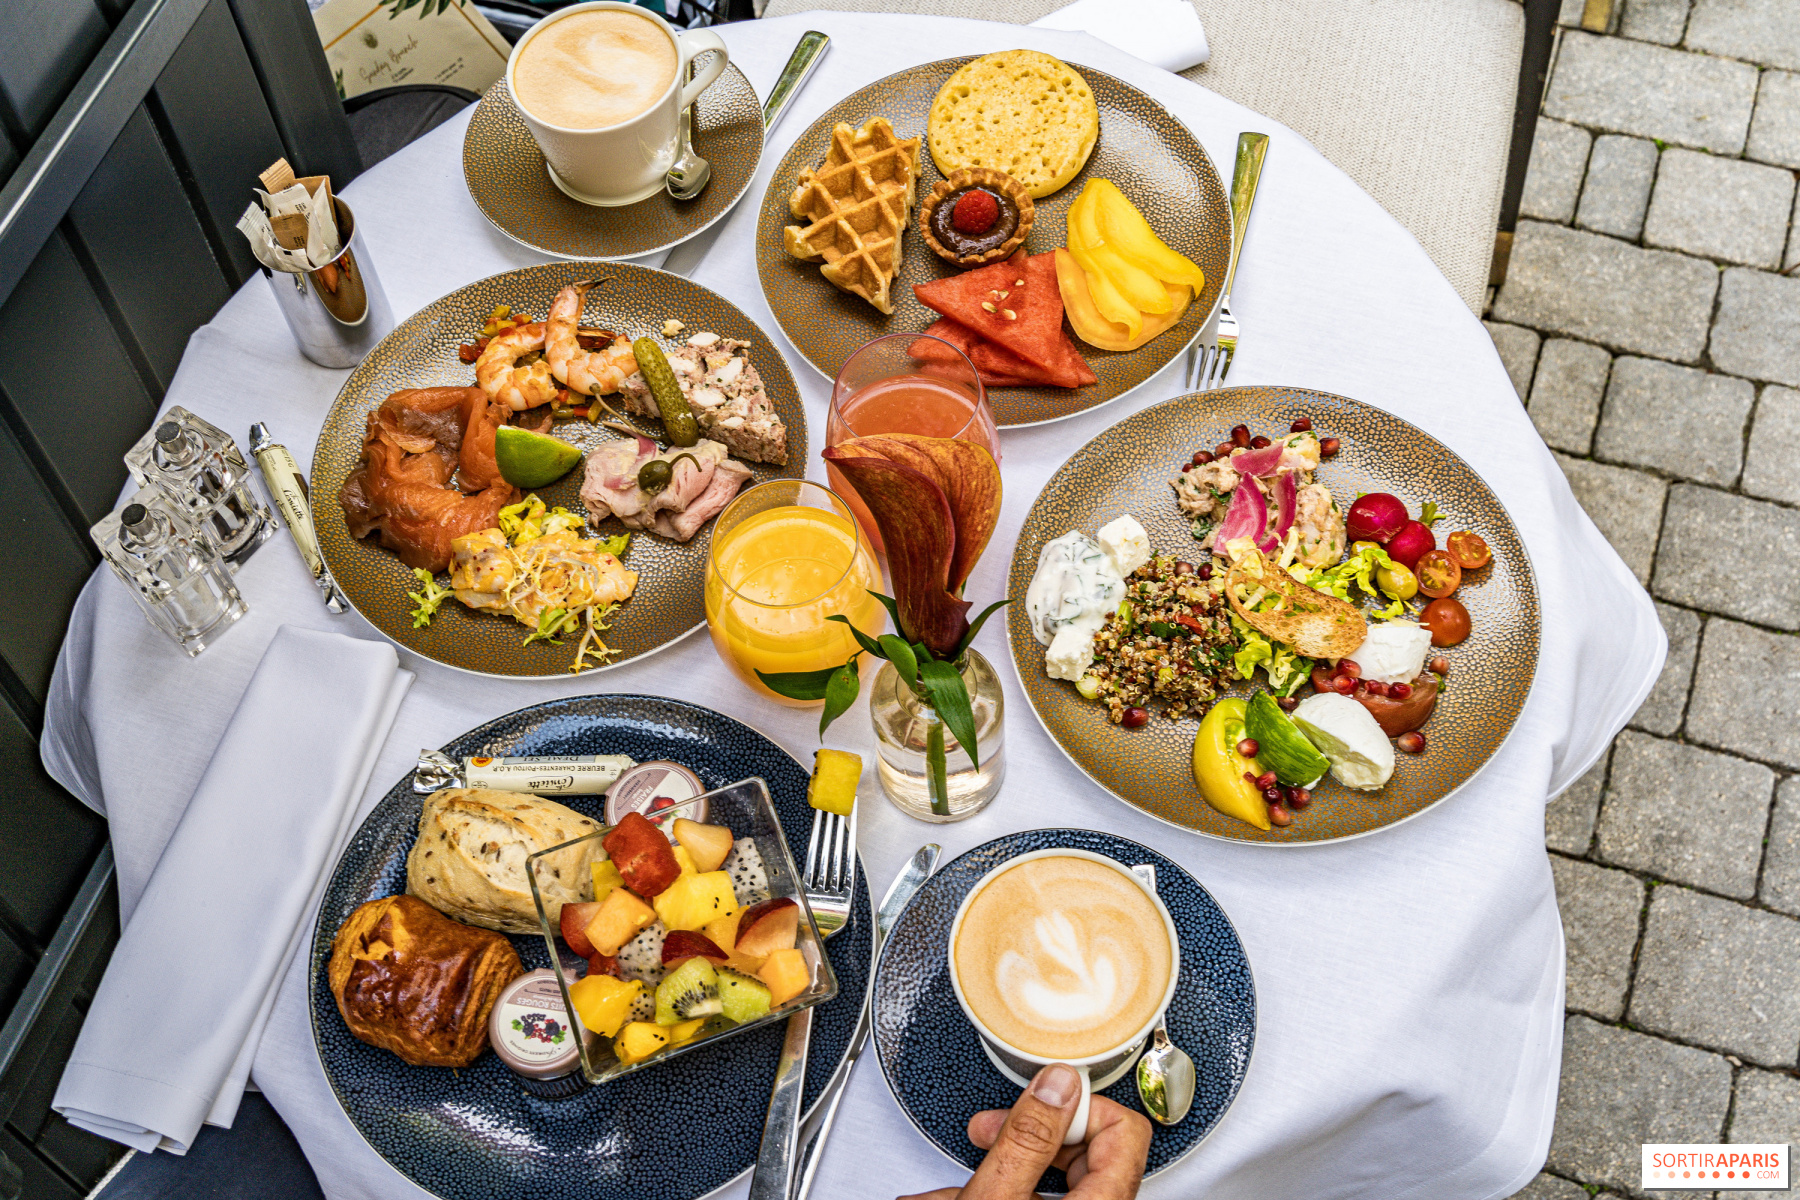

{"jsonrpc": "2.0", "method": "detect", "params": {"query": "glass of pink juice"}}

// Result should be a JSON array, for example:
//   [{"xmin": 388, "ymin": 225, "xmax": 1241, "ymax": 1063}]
[{"xmin": 827, "ymin": 333, "xmax": 999, "ymax": 551}]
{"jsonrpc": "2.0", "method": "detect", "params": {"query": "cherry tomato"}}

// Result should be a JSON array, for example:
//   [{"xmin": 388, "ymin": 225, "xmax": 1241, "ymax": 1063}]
[
  {"xmin": 1415, "ymin": 550, "xmax": 1461, "ymax": 598},
  {"xmin": 1446, "ymin": 531, "xmax": 1491, "ymax": 570},
  {"xmin": 1420, "ymin": 597, "xmax": 1471, "ymax": 646}
]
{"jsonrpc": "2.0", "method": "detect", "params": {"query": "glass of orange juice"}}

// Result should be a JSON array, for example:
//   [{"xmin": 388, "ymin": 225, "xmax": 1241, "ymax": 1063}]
[
  {"xmin": 826, "ymin": 333, "xmax": 999, "ymax": 550},
  {"xmin": 705, "ymin": 480, "xmax": 886, "ymax": 705}
]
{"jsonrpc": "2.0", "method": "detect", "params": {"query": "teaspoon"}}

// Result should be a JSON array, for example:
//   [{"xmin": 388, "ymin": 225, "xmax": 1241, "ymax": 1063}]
[
  {"xmin": 665, "ymin": 64, "xmax": 711, "ymax": 201},
  {"xmin": 1130, "ymin": 863, "xmax": 1196, "ymax": 1125}
]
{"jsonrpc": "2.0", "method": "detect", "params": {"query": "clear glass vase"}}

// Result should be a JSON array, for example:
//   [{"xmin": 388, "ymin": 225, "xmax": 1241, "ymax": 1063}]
[{"xmin": 869, "ymin": 649, "xmax": 1006, "ymax": 822}]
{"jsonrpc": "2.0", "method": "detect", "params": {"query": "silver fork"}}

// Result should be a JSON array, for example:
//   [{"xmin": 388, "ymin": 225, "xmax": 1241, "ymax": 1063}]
[
  {"xmin": 1192, "ymin": 132, "xmax": 1270, "ymax": 391},
  {"xmin": 746, "ymin": 799, "xmax": 858, "ymax": 1200}
]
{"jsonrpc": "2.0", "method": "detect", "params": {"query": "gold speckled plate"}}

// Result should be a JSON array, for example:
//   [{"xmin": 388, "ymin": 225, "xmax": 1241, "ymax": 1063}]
[
  {"xmin": 756, "ymin": 57, "xmax": 1229, "ymax": 427},
  {"xmin": 313, "ymin": 262, "xmax": 807, "ymax": 678},
  {"xmin": 463, "ymin": 58, "xmax": 763, "ymax": 261},
  {"xmin": 1007, "ymin": 386, "xmax": 1541, "ymax": 843}
]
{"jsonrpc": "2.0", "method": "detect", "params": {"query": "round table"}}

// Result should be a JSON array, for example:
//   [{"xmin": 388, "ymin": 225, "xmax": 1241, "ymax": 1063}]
[{"xmin": 41, "ymin": 13, "xmax": 1664, "ymax": 1199}]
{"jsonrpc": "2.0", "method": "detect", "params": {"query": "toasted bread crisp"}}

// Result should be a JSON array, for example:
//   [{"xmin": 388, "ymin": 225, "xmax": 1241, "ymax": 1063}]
[
  {"xmin": 1224, "ymin": 549, "xmax": 1368, "ymax": 659},
  {"xmin": 927, "ymin": 50, "xmax": 1098, "ymax": 198}
]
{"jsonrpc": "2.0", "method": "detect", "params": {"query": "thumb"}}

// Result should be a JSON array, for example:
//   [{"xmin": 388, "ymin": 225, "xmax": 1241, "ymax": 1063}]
[{"xmin": 961, "ymin": 1064, "xmax": 1082, "ymax": 1199}]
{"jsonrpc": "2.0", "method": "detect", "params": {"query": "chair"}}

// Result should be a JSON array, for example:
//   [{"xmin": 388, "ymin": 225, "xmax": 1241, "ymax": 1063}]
[{"xmin": 760, "ymin": 0, "xmax": 1558, "ymax": 313}]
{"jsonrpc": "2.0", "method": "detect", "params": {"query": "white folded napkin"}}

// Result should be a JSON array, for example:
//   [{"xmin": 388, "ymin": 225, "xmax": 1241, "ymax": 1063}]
[
  {"xmin": 1032, "ymin": 0, "xmax": 1210, "ymax": 73},
  {"xmin": 53, "ymin": 626, "xmax": 411, "ymax": 1154}
]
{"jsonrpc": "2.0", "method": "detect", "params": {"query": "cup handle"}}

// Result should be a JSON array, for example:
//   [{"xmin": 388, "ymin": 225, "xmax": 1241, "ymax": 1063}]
[
  {"xmin": 677, "ymin": 29, "xmax": 729, "ymax": 109},
  {"xmin": 1063, "ymin": 1065, "xmax": 1093, "ymax": 1146}
]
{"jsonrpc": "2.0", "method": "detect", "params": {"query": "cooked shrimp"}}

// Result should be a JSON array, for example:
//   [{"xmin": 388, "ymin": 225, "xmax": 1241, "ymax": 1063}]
[
  {"xmin": 547, "ymin": 279, "xmax": 638, "ymax": 396},
  {"xmin": 476, "ymin": 321, "xmax": 559, "ymax": 410}
]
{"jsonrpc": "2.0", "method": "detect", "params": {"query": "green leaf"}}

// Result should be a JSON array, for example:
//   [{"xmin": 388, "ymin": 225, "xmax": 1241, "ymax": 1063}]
[
  {"xmin": 755, "ymin": 664, "xmax": 845, "ymax": 702},
  {"xmin": 919, "ymin": 659, "xmax": 980, "ymax": 764},
  {"xmin": 820, "ymin": 660, "xmax": 861, "ymax": 738},
  {"xmin": 953, "ymin": 599, "xmax": 1011, "ymax": 658},
  {"xmin": 912, "ymin": 640, "xmax": 933, "ymax": 663},
  {"xmin": 826, "ymin": 614, "xmax": 887, "ymax": 659},
  {"xmin": 867, "ymin": 590, "xmax": 903, "ymax": 633},
  {"xmin": 879, "ymin": 635, "xmax": 918, "ymax": 689},
  {"xmin": 1419, "ymin": 501, "xmax": 1443, "ymax": 528},
  {"xmin": 595, "ymin": 532, "xmax": 630, "ymax": 557}
]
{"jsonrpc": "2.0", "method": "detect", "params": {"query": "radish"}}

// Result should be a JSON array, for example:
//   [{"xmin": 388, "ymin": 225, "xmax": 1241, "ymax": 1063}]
[
  {"xmin": 1385, "ymin": 520, "xmax": 1436, "ymax": 569},
  {"xmin": 1346, "ymin": 493, "xmax": 1408, "ymax": 544}
]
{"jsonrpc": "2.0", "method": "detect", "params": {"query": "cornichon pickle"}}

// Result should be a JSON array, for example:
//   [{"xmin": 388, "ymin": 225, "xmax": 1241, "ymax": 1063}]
[{"xmin": 631, "ymin": 337, "xmax": 699, "ymax": 446}]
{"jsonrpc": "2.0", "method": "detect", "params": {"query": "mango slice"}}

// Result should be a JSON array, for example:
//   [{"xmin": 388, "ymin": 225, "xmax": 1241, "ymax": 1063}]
[
  {"xmin": 1055, "ymin": 249, "xmax": 1192, "ymax": 352},
  {"xmin": 1088, "ymin": 179, "xmax": 1205, "ymax": 296},
  {"xmin": 1064, "ymin": 190, "xmax": 1143, "ymax": 336}
]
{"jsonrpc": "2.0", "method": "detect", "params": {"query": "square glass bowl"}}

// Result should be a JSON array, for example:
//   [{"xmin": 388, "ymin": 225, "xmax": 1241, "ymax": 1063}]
[{"xmin": 526, "ymin": 777, "xmax": 838, "ymax": 1084}]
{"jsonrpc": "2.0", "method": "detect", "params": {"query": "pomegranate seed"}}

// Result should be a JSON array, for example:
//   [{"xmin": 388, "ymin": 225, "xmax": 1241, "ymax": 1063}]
[
  {"xmin": 1397, "ymin": 731, "xmax": 1426, "ymax": 754},
  {"xmin": 1288, "ymin": 787, "xmax": 1311, "ymax": 809},
  {"xmin": 1250, "ymin": 435, "xmax": 1272, "ymax": 450},
  {"xmin": 1185, "ymin": 459, "xmax": 1199, "ymax": 471},
  {"xmin": 1193, "ymin": 450, "xmax": 1215, "ymax": 465},
  {"xmin": 1197, "ymin": 563, "xmax": 1213, "ymax": 581},
  {"xmin": 1237, "ymin": 738, "xmax": 1260, "ymax": 758},
  {"xmin": 1268, "ymin": 803, "xmax": 1292, "ymax": 827},
  {"xmin": 1319, "ymin": 437, "xmax": 1341, "ymax": 457},
  {"xmin": 1389, "ymin": 682, "xmax": 1413, "ymax": 700},
  {"xmin": 1339, "ymin": 659, "xmax": 1363, "ymax": 680},
  {"xmin": 1430, "ymin": 656, "xmax": 1450, "ymax": 675},
  {"xmin": 1277, "ymin": 696, "xmax": 1299, "ymax": 712},
  {"xmin": 1231, "ymin": 424, "xmax": 1251, "ymax": 447},
  {"xmin": 1290, "ymin": 417, "xmax": 1313, "ymax": 432},
  {"xmin": 1215, "ymin": 441, "xmax": 1234, "ymax": 459},
  {"xmin": 1243, "ymin": 771, "xmax": 1260, "ymax": 788},
  {"xmin": 1331, "ymin": 675, "xmax": 1356, "ymax": 695},
  {"xmin": 1121, "ymin": 706, "xmax": 1149, "ymax": 728},
  {"xmin": 1255, "ymin": 770, "xmax": 1278, "ymax": 791},
  {"xmin": 1262, "ymin": 786, "xmax": 1282, "ymax": 803},
  {"xmin": 1364, "ymin": 679, "xmax": 1389, "ymax": 697}
]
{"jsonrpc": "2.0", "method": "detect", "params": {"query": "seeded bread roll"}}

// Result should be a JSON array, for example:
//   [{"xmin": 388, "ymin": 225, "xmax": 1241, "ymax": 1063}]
[
  {"xmin": 405, "ymin": 787, "xmax": 602, "ymax": 934},
  {"xmin": 927, "ymin": 51, "xmax": 1098, "ymax": 199}
]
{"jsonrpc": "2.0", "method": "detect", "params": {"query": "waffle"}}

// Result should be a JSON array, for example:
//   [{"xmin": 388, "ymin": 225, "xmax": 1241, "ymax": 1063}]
[{"xmin": 784, "ymin": 117, "xmax": 922, "ymax": 314}]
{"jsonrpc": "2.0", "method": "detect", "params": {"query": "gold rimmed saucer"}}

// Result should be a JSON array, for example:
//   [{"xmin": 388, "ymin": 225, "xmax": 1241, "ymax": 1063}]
[{"xmin": 463, "ymin": 58, "xmax": 764, "ymax": 261}]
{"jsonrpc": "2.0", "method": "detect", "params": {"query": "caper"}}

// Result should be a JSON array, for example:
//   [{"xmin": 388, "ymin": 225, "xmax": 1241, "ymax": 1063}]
[{"xmin": 637, "ymin": 452, "xmax": 701, "ymax": 495}]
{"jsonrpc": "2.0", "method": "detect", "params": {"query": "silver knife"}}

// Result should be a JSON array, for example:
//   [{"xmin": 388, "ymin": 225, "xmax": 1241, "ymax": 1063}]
[
  {"xmin": 789, "ymin": 843, "xmax": 942, "ymax": 1200},
  {"xmin": 662, "ymin": 30, "xmax": 830, "ymax": 279}
]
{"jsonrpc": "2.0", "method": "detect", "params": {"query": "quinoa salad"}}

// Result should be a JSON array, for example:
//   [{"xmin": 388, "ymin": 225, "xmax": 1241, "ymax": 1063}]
[{"xmin": 1082, "ymin": 554, "xmax": 1238, "ymax": 724}]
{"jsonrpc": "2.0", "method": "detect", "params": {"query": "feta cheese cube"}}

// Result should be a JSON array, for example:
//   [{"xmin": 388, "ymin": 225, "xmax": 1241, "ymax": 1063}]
[
  {"xmin": 1045, "ymin": 626, "xmax": 1094, "ymax": 681},
  {"xmin": 1096, "ymin": 514, "xmax": 1151, "ymax": 577}
]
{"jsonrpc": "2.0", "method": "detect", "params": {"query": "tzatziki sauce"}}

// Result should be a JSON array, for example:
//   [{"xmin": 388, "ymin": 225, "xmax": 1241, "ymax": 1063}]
[{"xmin": 1026, "ymin": 531, "xmax": 1127, "ymax": 681}]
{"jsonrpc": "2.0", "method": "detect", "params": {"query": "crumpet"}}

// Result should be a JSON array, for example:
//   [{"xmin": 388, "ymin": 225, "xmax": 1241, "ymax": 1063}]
[{"xmin": 927, "ymin": 51, "xmax": 1098, "ymax": 199}]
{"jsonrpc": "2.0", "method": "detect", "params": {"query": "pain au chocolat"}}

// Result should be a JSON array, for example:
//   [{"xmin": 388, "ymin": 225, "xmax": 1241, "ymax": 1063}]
[{"xmin": 328, "ymin": 894, "xmax": 523, "ymax": 1068}]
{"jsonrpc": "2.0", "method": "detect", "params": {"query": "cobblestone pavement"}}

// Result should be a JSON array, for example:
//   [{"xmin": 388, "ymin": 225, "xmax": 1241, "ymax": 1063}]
[{"xmin": 1489, "ymin": 2, "xmax": 1800, "ymax": 1197}]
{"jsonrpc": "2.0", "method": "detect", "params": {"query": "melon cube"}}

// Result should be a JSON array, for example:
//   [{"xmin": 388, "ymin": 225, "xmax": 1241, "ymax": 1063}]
[
  {"xmin": 758, "ymin": 948, "xmax": 810, "ymax": 1006},
  {"xmin": 702, "ymin": 909, "xmax": 742, "ymax": 955},
  {"xmin": 584, "ymin": 887, "xmax": 656, "ymax": 956}
]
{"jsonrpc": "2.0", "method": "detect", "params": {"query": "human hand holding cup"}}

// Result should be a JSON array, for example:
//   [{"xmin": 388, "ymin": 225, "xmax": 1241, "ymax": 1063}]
[
  {"xmin": 946, "ymin": 848, "xmax": 1180, "ymax": 1147},
  {"xmin": 506, "ymin": 1, "xmax": 730, "ymax": 206}
]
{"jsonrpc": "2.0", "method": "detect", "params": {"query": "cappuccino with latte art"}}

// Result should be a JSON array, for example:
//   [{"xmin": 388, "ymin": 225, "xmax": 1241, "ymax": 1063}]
[{"xmin": 952, "ymin": 855, "xmax": 1173, "ymax": 1060}]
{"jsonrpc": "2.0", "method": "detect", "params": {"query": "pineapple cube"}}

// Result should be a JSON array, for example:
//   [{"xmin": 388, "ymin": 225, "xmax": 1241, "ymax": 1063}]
[
  {"xmin": 758, "ymin": 947, "xmax": 810, "ymax": 1006},
  {"xmin": 653, "ymin": 870, "xmax": 739, "ymax": 932},
  {"xmin": 568, "ymin": 974, "xmax": 642, "ymax": 1038},
  {"xmin": 590, "ymin": 859, "xmax": 623, "ymax": 903},
  {"xmin": 584, "ymin": 887, "xmax": 656, "ymax": 956},
  {"xmin": 612, "ymin": 1021, "xmax": 671, "ymax": 1065},
  {"xmin": 672, "ymin": 844, "xmax": 698, "ymax": 876},
  {"xmin": 807, "ymin": 749, "xmax": 861, "ymax": 816},
  {"xmin": 702, "ymin": 908, "xmax": 742, "ymax": 955}
]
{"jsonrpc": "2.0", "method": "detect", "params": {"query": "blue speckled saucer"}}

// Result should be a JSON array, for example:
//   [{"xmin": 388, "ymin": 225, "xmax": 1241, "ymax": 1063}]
[
  {"xmin": 873, "ymin": 830, "xmax": 1255, "ymax": 1193},
  {"xmin": 309, "ymin": 696, "xmax": 872, "ymax": 1200}
]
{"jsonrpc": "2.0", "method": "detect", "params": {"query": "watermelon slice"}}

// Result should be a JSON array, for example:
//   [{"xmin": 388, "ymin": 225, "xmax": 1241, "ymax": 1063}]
[
  {"xmin": 913, "ymin": 257, "xmax": 1096, "ymax": 389},
  {"xmin": 911, "ymin": 318, "xmax": 982, "ymax": 362}
]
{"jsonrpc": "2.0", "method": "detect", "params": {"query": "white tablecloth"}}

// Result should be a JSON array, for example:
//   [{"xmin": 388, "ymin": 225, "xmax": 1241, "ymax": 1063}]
[{"xmin": 42, "ymin": 12, "xmax": 1664, "ymax": 1199}]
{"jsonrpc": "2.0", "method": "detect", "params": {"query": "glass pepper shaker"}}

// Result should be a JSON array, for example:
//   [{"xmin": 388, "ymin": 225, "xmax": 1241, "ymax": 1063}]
[
  {"xmin": 124, "ymin": 406, "xmax": 273, "ymax": 567},
  {"xmin": 91, "ymin": 493, "xmax": 248, "ymax": 656}
]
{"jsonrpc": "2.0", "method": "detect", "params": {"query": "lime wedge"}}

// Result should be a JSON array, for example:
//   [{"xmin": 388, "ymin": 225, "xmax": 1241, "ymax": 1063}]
[{"xmin": 495, "ymin": 426, "xmax": 582, "ymax": 488}]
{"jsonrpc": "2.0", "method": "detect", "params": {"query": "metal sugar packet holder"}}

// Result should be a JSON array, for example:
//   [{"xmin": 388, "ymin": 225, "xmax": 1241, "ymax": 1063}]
[{"xmin": 239, "ymin": 158, "xmax": 395, "ymax": 369}]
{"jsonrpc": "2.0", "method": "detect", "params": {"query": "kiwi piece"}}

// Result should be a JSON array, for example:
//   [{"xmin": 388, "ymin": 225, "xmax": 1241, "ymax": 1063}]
[
  {"xmin": 717, "ymin": 967, "xmax": 773, "ymax": 1024},
  {"xmin": 654, "ymin": 957, "xmax": 723, "ymax": 1026}
]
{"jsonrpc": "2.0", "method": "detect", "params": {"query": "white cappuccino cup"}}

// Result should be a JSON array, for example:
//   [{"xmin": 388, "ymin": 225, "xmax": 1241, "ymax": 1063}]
[
  {"xmin": 505, "ymin": 1, "xmax": 729, "ymax": 207},
  {"xmin": 947, "ymin": 848, "xmax": 1181, "ymax": 1146}
]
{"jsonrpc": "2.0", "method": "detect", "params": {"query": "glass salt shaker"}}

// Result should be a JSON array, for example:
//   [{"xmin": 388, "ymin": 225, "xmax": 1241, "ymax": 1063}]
[
  {"xmin": 91, "ymin": 493, "xmax": 248, "ymax": 656},
  {"xmin": 124, "ymin": 406, "xmax": 273, "ymax": 567}
]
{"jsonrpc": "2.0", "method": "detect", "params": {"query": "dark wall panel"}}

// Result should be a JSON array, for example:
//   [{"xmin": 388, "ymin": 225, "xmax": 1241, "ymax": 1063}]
[
  {"xmin": 150, "ymin": 0, "xmax": 289, "ymax": 286},
  {"xmin": 0, "ymin": 1126, "xmax": 78, "ymax": 1200},
  {"xmin": 0, "ymin": 0, "xmax": 108, "ymax": 141},
  {"xmin": 0, "ymin": 413, "xmax": 99, "ymax": 704},
  {"xmin": 0, "ymin": 704, "xmax": 103, "ymax": 946},
  {"xmin": 68, "ymin": 106, "xmax": 231, "ymax": 392},
  {"xmin": 226, "ymin": 0, "xmax": 361, "ymax": 189},
  {"xmin": 0, "ymin": 230, "xmax": 152, "ymax": 527}
]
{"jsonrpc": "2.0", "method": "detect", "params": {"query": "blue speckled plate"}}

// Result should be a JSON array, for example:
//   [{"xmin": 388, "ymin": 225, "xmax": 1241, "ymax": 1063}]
[
  {"xmin": 309, "ymin": 696, "xmax": 872, "ymax": 1200},
  {"xmin": 873, "ymin": 830, "xmax": 1254, "ymax": 1193}
]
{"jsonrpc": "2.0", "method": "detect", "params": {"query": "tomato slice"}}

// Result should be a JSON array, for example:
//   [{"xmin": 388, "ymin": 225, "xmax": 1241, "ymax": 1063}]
[
  {"xmin": 1415, "ymin": 550, "xmax": 1461, "ymax": 598},
  {"xmin": 1446, "ymin": 531, "xmax": 1491, "ymax": 570}
]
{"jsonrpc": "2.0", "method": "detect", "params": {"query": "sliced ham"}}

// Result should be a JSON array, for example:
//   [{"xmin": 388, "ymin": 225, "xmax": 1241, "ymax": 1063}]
[{"xmin": 579, "ymin": 437, "xmax": 751, "ymax": 543}]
